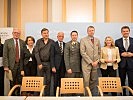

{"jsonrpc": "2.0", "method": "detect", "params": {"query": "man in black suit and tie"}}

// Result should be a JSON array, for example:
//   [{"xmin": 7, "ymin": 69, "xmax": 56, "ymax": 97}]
[
  {"xmin": 115, "ymin": 26, "xmax": 133, "ymax": 96},
  {"xmin": 51, "ymin": 32, "xmax": 66, "ymax": 96}
]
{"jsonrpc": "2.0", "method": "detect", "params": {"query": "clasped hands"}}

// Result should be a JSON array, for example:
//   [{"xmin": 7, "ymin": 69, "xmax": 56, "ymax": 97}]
[
  {"xmin": 105, "ymin": 59, "xmax": 117, "ymax": 63},
  {"xmin": 121, "ymin": 52, "xmax": 133, "ymax": 57}
]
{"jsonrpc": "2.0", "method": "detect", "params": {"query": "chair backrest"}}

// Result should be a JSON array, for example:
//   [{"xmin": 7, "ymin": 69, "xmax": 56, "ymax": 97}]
[
  {"xmin": 98, "ymin": 77, "xmax": 123, "ymax": 93},
  {"xmin": 21, "ymin": 77, "xmax": 44, "ymax": 92},
  {"xmin": 60, "ymin": 78, "xmax": 84, "ymax": 94}
]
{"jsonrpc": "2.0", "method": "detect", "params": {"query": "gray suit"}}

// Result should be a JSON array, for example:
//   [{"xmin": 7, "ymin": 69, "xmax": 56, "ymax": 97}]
[
  {"xmin": 64, "ymin": 41, "xmax": 81, "ymax": 78},
  {"xmin": 3, "ymin": 38, "xmax": 25, "ymax": 90},
  {"xmin": 80, "ymin": 36, "xmax": 101, "ymax": 96}
]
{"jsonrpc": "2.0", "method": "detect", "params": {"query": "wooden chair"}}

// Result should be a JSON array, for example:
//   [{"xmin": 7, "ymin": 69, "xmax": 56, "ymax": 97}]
[
  {"xmin": 56, "ymin": 78, "xmax": 92, "ymax": 97},
  {"xmin": 8, "ymin": 77, "xmax": 45, "ymax": 96},
  {"xmin": 97, "ymin": 77, "xmax": 133, "ymax": 96}
]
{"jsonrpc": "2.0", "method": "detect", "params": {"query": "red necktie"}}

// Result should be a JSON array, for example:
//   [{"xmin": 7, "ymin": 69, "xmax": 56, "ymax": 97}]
[
  {"xmin": 15, "ymin": 39, "xmax": 19, "ymax": 62},
  {"xmin": 91, "ymin": 38, "xmax": 94, "ymax": 44}
]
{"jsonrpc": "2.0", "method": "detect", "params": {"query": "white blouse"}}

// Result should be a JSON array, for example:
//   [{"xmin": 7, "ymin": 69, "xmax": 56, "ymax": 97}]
[
  {"xmin": 107, "ymin": 48, "xmax": 113, "ymax": 66},
  {"xmin": 27, "ymin": 45, "xmax": 33, "ymax": 61}
]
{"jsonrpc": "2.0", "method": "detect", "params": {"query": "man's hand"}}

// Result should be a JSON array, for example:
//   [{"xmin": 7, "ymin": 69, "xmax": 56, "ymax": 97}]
[
  {"xmin": 127, "ymin": 52, "xmax": 133, "ymax": 57},
  {"xmin": 67, "ymin": 69, "xmax": 72, "ymax": 74},
  {"xmin": 121, "ymin": 52, "xmax": 128, "ymax": 57},
  {"xmin": 21, "ymin": 71, "xmax": 24, "ymax": 76},
  {"xmin": 52, "ymin": 67, "xmax": 56, "ymax": 73},
  {"xmin": 4, "ymin": 67, "xmax": 9, "ymax": 72},
  {"xmin": 92, "ymin": 61, "xmax": 98, "ymax": 67},
  {"xmin": 38, "ymin": 64, "xmax": 43, "ymax": 70}
]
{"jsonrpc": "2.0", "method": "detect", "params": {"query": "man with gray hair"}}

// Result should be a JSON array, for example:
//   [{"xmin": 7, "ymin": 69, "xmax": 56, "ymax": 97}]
[
  {"xmin": 51, "ymin": 32, "xmax": 66, "ymax": 96},
  {"xmin": 80, "ymin": 26, "xmax": 101, "ymax": 96},
  {"xmin": 3, "ymin": 28, "xmax": 26, "ymax": 95}
]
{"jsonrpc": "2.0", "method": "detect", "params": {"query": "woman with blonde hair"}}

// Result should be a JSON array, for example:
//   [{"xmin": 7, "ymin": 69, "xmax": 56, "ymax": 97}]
[{"xmin": 100, "ymin": 36, "xmax": 121, "ymax": 96}]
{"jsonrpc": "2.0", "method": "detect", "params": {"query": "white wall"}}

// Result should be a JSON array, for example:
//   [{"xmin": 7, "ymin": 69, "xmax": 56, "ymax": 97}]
[
  {"xmin": 66, "ymin": 0, "xmax": 93, "ymax": 22},
  {"xmin": 51, "ymin": 0, "xmax": 62, "ymax": 22},
  {"xmin": 96, "ymin": 0, "xmax": 105, "ymax": 22}
]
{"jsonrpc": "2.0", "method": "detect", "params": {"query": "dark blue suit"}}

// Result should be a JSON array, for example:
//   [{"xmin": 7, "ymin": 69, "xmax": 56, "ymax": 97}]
[
  {"xmin": 115, "ymin": 37, "xmax": 133, "ymax": 95},
  {"xmin": 50, "ymin": 41, "xmax": 66, "ymax": 96}
]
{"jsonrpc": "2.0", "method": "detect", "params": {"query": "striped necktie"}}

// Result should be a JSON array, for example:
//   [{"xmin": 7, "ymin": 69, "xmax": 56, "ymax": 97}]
[{"xmin": 59, "ymin": 42, "xmax": 63, "ymax": 55}]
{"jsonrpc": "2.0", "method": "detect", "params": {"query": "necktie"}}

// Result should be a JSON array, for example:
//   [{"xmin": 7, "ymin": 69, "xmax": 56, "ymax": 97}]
[
  {"xmin": 15, "ymin": 39, "xmax": 19, "ymax": 62},
  {"xmin": 91, "ymin": 38, "xmax": 94, "ymax": 44},
  {"xmin": 125, "ymin": 38, "xmax": 128, "ymax": 51},
  {"xmin": 59, "ymin": 42, "xmax": 63, "ymax": 55}
]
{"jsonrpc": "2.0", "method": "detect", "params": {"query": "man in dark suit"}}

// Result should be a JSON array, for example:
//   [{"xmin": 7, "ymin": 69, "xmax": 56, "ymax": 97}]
[
  {"xmin": 51, "ymin": 32, "xmax": 66, "ymax": 96},
  {"xmin": 115, "ymin": 26, "xmax": 133, "ymax": 96},
  {"xmin": 3, "ymin": 28, "xmax": 25, "ymax": 95},
  {"xmin": 64, "ymin": 31, "xmax": 81, "ymax": 78}
]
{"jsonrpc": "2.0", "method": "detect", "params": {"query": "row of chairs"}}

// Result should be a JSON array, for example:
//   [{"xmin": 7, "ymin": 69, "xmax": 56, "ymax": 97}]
[{"xmin": 8, "ymin": 77, "xmax": 133, "ymax": 96}]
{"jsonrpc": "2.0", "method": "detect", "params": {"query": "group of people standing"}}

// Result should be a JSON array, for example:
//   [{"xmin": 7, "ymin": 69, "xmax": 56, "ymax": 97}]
[{"xmin": 0, "ymin": 25, "xmax": 133, "ymax": 96}]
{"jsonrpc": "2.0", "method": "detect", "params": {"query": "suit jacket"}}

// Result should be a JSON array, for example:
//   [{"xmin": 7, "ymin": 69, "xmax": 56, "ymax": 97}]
[
  {"xmin": 115, "ymin": 37, "xmax": 133, "ymax": 70},
  {"xmin": 3, "ymin": 38, "xmax": 25, "ymax": 71},
  {"xmin": 80, "ymin": 36, "xmax": 101, "ymax": 68},
  {"xmin": 64, "ymin": 41, "xmax": 81, "ymax": 72},
  {"xmin": 100, "ymin": 47, "xmax": 121, "ymax": 70},
  {"xmin": 0, "ymin": 44, "xmax": 3, "ymax": 57},
  {"xmin": 50, "ymin": 41, "xmax": 65, "ymax": 70},
  {"xmin": 23, "ymin": 46, "xmax": 37, "ymax": 67}
]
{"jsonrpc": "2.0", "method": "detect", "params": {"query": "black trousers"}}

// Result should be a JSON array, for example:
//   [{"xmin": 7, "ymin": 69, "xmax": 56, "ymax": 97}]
[
  {"xmin": 100, "ymin": 66, "xmax": 117, "ymax": 96},
  {"xmin": 37, "ymin": 65, "xmax": 51, "ymax": 96},
  {"xmin": 100, "ymin": 66, "xmax": 116, "ymax": 77},
  {"xmin": 24, "ymin": 61, "xmax": 37, "ymax": 76},
  {"xmin": 119, "ymin": 62, "xmax": 133, "ymax": 96},
  {"xmin": 53, "ymin": 66, "xmax": 66, "ymax": 96},
  {"xmin": 0, "ymin": 67, "xmax": 4, "ymax": 96}
]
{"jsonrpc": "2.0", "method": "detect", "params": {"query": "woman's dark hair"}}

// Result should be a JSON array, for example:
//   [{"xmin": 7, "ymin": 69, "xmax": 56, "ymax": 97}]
[{"xmin": 25, "ymin": 36, "xmax": 35, "ymax": 45}]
